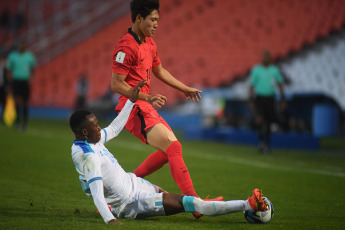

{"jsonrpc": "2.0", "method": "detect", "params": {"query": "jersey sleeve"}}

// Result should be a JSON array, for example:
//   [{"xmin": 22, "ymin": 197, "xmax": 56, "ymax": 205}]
[
  {"xmin": 112, "ymin": 43, "xmax": 136, "ymax": 76},
  {"xmin": 101, "ymin": 99, "xmax": 134, "ymax": 143},
  {"xmin": 89, "ymin": 180, "xmax": 116, "ymax": 223},
  {"xmin": 80, "ymin": 153, "xmax": 103, "ymax": 185}
]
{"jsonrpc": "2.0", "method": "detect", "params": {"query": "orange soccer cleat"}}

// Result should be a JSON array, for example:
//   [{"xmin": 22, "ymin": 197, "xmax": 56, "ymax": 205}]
[{"xmin": 248, "ymin": 188, "xmax": 268, "ymax": 212}]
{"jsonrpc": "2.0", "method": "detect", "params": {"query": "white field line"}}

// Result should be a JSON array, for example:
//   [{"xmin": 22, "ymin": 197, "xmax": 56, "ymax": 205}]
[{"xmin": 28, "ymin": 129, "xmax": 345, "ymax": 178}]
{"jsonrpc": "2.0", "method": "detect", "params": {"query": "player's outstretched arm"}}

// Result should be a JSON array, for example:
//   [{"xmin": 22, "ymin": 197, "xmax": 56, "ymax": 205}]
[
  {"xmin": 111, "ymin": 72, "xmax": 167, "ymax": 108},
  {"xmin": 102, "ymin": 80, "xmax": 147, "ymax": 142},
  {"xmin": 152, "ymin": 64, "xmax": 202, "ymax": 102},
  {"xmin": 129, "ymin": 80, "xmax": 147, "ymax": 103}
]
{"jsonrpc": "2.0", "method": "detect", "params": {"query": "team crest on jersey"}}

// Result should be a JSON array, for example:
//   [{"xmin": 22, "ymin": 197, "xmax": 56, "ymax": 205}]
[{"xmin": 116, "ymin": 51, "xmax": 126, "ymax": 64}]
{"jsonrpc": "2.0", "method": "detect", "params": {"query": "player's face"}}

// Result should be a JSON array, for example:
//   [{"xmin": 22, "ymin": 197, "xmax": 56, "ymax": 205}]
[
  {"xmin": 85, "ymin": 114, "xmax": 101, "ymax": 144},
  {"xmin": 139, "ymin": 10, "xmax": 159, "ymax": 37}
]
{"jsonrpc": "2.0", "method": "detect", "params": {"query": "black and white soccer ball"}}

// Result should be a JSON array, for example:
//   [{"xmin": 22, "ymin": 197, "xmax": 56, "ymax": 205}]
[{"xmin": 244, "ymin": 197, "xmax": 274, "ymax": 224}]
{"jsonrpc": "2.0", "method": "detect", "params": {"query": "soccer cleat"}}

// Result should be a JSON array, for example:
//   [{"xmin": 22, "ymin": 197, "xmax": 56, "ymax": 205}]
[
  {"xmin": 248, "ymin": 188, "xmax": 268, "ymax": 212},
  {"xmin": 97, "ymin": 204, "xmax": 112, "ymax": 214},
  {"xmin": 192, "ymin": 195, "xmax": 224, "ymax": 219},
  {"xmin": 192, "ymin": 212, "xmax": 203, "ymax": 219}
]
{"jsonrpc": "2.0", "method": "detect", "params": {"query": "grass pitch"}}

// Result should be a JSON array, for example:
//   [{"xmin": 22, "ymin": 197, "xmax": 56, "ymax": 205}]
[{"xmin": 0, "ymin": 119, "xmax": 344, "ymax": 230}]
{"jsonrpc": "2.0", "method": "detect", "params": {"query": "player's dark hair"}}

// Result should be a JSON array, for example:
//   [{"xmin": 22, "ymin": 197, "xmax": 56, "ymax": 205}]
[
  {"xmin": 130, "ymin": 0, "xmax": 159, "ymax": 23},
  {"xmin": 69, "ymin": 110, "xmax": 92, "ymax": 133}
]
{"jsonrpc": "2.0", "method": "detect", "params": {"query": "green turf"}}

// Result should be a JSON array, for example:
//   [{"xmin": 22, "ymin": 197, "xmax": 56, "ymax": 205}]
[{"xmin": 0, "ymin": 119, "xmax": 345, "ymax": 230}]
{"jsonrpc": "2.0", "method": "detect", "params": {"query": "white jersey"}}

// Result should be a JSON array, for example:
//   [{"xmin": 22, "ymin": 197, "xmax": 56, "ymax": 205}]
[{"xmin": 71, "ymin": 100, "xmax": 136, "ymax": 223}]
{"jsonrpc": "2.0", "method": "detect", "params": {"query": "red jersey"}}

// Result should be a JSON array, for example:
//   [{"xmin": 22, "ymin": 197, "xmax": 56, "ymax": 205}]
[{"xmin": 112, "ymin": 28, "xmax": 161, "ymax": 111}]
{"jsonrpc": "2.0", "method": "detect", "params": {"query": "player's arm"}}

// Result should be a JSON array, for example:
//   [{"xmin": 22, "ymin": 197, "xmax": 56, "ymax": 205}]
[
  {"xmin": 102, "ymin": 80, "xmax": 146, "ymax": 143},
  {"xmin": 111, "ymin": 72, "xmax": 151, "ymax": 102},
  {"xmin": 152, "ymin": 64, "xmax": 202, "ymax": 102},
  {"xmin": 89, "ymin": 180, "xmax": 118, "ymax": 224},
  {"xmin": 82, "ymin": 155, "xmax": 119, "ymax": 224},
  {"xmin": 111, "ymin": 72, "xmax": 167, "ymax": 108}
]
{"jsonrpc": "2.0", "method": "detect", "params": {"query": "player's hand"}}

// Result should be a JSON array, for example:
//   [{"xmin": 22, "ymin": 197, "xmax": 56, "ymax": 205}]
[
  {"xmin": 130, "ymin": 80, "xmax": 147, "ymax": 103},
  {"xmin": 148, "ymin": 94, "xmax": 167, "ymax": 108},
  {"xmin": 108, "ymin": 219, "xmax": 124, "ymax": 225},
  {"xmin": 184, "ymin": 87, "xmax": 202, "ymax": 102}
]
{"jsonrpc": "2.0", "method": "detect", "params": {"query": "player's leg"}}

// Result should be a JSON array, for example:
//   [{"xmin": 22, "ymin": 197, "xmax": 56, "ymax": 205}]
[
  {"xmin": 162, "ymin": 192, "xmax": 185, "ymax": 215},
  {"xmin": 122, "ymin": 105, "xmax": 169, "ymax": 178},
  {"xmin": 128, "ymin": 105, "xmax": 219, "ymax": 201},
  {"xmin": 146, "ymin": 123, "xmax": 198, "ymax": 197},
  {"xmin": 163, "ymin": 188, "xmax": 267, "ymax": 216},
  {"xmin": 133, "ymin": 150, "xmax": 168, "ymax": 177},
  {"xmin": 139, "ymin": 192, "xmax": 250, "ymax": 217}
]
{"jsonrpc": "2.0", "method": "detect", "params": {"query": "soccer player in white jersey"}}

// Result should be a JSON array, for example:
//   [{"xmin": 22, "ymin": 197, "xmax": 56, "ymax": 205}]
[{"xmin": 70, "ymin": 80, "xmax": 268, "ymax": 224}]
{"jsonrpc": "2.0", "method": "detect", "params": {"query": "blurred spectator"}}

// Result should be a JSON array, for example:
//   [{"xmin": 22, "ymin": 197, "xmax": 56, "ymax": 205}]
[
  {"xmin": 249, "ymin": 50, "xmax": 286, "ymax": 153},
  {"xmin": 75, "ymin": 73, "xmax": 89, "ymax": 109},
  {"xmin": 0, "ymin": 55, "xmax": 8, "ymax": 123},
  {"xmin": 6, "ymin": 40, "xmax": 36, "ymax": 130}
]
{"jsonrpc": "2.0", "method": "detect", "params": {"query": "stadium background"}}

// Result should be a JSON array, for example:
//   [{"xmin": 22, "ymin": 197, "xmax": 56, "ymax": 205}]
[
  {"xmin": 1, "ymin": 0, "xmax": 345, "ymax": 145},
  {"xmin": 1, "ymin": 1, "xmax": 345, "ymax": 229}
]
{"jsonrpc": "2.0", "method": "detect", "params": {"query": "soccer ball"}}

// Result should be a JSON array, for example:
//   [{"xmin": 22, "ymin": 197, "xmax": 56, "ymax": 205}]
[{"xmin": 244, "ymin": 197, "xmax": 274, "ymax": 224}]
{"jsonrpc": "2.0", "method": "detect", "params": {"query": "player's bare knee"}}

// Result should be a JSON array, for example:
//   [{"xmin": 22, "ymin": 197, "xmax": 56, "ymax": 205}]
[{"xmin": 166, "ymin": 130, "xmax": 177, "ymax": 142}]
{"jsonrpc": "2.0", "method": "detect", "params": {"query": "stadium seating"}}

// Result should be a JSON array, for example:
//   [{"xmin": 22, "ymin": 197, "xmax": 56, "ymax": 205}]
[
  {"xmin": 3, "ymin": 0, "xmax": 345, "ymax": 108},
  {"xmin": 280, "ymin": 29, "xmax": 345, "ymax": 110}
]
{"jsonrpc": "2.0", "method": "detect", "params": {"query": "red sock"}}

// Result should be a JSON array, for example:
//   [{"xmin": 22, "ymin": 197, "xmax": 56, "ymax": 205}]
[
  {"xmin": 166, "ymin": 141, "xmax": 198, "ymax": 197},
  {"xmin": 133, "ymin": 150, "xmax": 168, "ymax": 178}
]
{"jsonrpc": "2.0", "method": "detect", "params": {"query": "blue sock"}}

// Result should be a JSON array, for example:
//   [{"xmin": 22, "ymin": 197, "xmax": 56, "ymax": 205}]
[{"xmin": 182, "ymin": 196, "xmax": 196, "ymax": 212}]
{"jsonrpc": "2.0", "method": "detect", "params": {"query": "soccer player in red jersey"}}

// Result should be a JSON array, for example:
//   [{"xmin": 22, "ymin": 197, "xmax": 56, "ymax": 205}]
[{"xmin": 111, "ymin": 0, "xmax": 221, "ymax": 212}]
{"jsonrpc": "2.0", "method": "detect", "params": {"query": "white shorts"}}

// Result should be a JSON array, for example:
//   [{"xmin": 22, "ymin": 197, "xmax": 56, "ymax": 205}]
[{"xmin": 112, "ymin": 176, "xmax": 166, "ymax": 219}]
